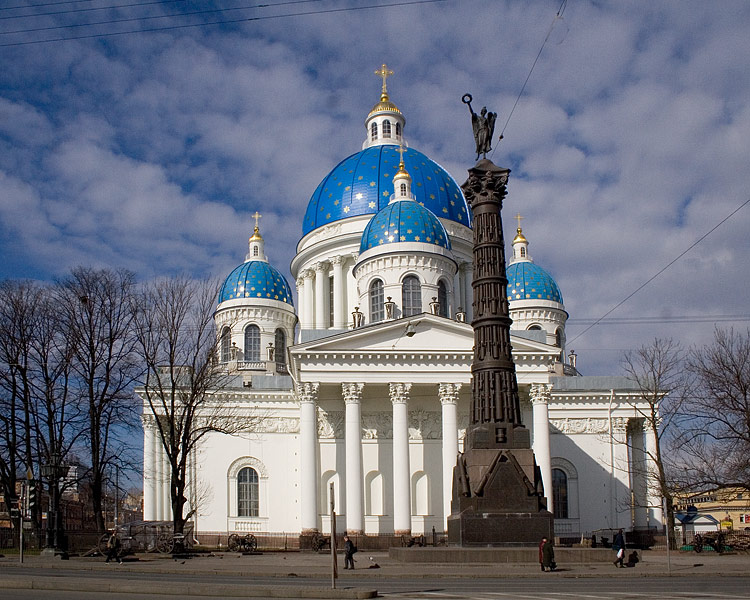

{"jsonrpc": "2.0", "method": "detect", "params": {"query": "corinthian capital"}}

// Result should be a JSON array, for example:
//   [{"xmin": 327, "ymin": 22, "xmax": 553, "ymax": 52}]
[
  {"xmin": 295, "ymin": 382, "xmax": 320, "ymax": 404},
  {"xmin": 438, "ymin": 383, "xmax": 461, "ymax": 405},
  {"xmin": 389, "ymin": 383, "xmax": 412, "ymax": 404},
  {"xmin": 529, "ymin": 383, "xmax": 551, "ymax": 405},
  {"xmin": 342, "ymin": 382, "xmax": 364, "ymax": 404}
]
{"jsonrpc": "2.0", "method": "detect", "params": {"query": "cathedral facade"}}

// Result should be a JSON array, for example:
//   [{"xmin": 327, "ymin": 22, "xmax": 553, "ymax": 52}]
[{"xmin": 140, "ymin": 71, "xmax": 663, "ymax": 540}]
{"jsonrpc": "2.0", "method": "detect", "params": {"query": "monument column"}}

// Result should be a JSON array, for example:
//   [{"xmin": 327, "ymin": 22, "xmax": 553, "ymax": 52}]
[
  {"xmin": 530, "ymin": 384, "xmax": 553, "ymax": 513},
  {"xmin": 343, "ymin": 382, "xmax": 365, "ymax": 534},
  {"xmin": 644, "ymin": 421, "xmax": 664, "ymax": 527},
  {"xmin": 297, "ymin": 382, "xmax": 320, "ymax": 533},
  {"xmin": 439, "ymin": 383, "xmax": 461, "ymax": 527},
  {"xmin": 332, "ymin": 256, "xmax": 346, "ymax": 328},
  {"xmin": 390, "ymin": 383, "xmax": 412, "ymax": 535}
]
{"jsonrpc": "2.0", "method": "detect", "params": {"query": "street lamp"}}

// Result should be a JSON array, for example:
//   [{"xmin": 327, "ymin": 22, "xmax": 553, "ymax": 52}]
[{"xmin": 41, "ymin": 451, "xmax": 68, "ymax": 558}]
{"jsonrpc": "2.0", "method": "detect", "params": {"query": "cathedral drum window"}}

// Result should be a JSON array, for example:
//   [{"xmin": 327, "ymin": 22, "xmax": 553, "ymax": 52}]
[
  {"xmin": 370, "ymin": 279, "xmax": 385, "ymax": 322},
  {"xmin": 370, "ymin": 121, "xmax": 378, "ymax": 141},
  {"xmin": 437, "ymin": 280, "xmax": 448, "ymax": 318},
  {"xmin": 402, "ymin": 275, "xmax": 422, "ymax": 317},
  {"xmin": 220, "ymin": 327, "xmax": 232, "ymax": 363},
  {"xmin": 383, "ymin": 119, "xmax": 392, "ymax": 138},
  {"xmin": 275, "ymin": 328, "xmax": 287, "ymax": 370},
  {"xmin": 244, "ymin": 324, "xmax": 261, "ymax": 362}
]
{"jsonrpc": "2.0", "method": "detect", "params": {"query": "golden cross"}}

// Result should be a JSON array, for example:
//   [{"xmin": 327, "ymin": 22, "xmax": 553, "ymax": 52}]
[
  {"xmin": 252, "ymin": 211, "xmax": 262, "ymax": 230},
  {"xmin": 375, "ymin": 63, "xmax": 394, "ymax": 93},
  {"xmin": 396, "ymin": 145, "xmax": 406, "ymax": 165},
  {"xmin": 515, "ymin": 213, "xmax": 523, "ymax": 230}
]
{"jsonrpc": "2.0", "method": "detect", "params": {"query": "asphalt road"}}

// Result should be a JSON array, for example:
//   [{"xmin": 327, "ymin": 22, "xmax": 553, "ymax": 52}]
[{"xmin": 2, "ymin": 568, "xmax": 750, "ymax": 599}]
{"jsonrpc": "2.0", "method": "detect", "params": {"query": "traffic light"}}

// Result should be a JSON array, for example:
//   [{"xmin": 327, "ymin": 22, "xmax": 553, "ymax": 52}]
[{"xmin": 26, "ymin": 480, "xmax": 37, "ymax": 516}]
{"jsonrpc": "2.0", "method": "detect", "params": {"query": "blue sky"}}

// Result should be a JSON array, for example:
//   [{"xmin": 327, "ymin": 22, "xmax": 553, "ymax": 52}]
[{"xmin": 1, "ymin": 0, "xmax": 749, "ymax": 376}]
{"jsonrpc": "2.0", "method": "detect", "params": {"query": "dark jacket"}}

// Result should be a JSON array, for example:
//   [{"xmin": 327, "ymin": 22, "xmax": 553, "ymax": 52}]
[
  {"xmin": 542, "ymin": 540, "xmax": 555, "ymax": 567},
  {"xmin": 613, "ymin": 531, "xmax": 625, "ymax": 551}
]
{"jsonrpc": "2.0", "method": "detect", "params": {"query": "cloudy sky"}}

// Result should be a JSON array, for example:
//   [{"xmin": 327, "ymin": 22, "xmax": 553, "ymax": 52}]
[{"xmin": 1, "ymin": 0, "xmax": 749, "ymax": 376}]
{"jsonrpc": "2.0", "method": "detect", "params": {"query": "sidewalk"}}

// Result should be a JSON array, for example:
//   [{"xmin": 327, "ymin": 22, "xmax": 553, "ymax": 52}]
[{"xmin": 0, "ymin": 549, "xmax": 747, "ymax": 597}]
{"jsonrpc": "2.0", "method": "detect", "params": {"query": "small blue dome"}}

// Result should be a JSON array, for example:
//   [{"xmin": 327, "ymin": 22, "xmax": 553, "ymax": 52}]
[
  {"xmin": 506, "ymin": 262, "xmax": 563, "ymax": 304},
  {"xmin": 360, "ymin": 200, "xmax": 451, "ymax": 253},
  {"xmin": 303, "ymin": 145, "xmax": 470, "ymax": 237},
  {"xmin": 218, "ymin": 261, "xmax": 294, "ymax": 306}
]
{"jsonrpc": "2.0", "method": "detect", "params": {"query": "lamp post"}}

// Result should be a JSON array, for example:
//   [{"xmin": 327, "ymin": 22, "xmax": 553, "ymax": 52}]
[{"xmin": 41, "ymin": 451, "xmax": 68, "ymax": 558}]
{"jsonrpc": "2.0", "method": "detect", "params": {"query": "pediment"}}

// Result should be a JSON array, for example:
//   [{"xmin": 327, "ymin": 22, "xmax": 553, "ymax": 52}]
[{"xmin": 291, "ymin": 314, "xmax": 559, "ymax": 356}]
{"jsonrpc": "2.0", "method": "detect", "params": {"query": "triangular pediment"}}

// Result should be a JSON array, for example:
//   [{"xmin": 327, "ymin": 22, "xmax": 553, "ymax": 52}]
[{"xmin": 291, "ymin": 313, "xmax": 559, "ymax": 356}]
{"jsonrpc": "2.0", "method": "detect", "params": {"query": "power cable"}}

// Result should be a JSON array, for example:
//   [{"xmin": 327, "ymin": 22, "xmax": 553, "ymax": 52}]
[
  {"xmin": 0, "ymin": 0, "xmax": 325, "ymax": 34},
  {"xmin": 490, "ymin": 0, "xmax": 567, "ymax": 158},
  {"xmin": 0, "ymin": 0, "xmax": 447, "ymax": 46},
  {"xmin": 567, "ymin": 195, "xmax": 750, "ymax": 344},
  {"xmin": 0, "ymin": 0, "xmax": 187, "ymax": 20},
  {"xmin": 1, "ymin": 0, "xmax": 101, "ymax": 11},
  {"xmin": 568, "ymin": 314, "xmax": 750, "ymax": 326}
]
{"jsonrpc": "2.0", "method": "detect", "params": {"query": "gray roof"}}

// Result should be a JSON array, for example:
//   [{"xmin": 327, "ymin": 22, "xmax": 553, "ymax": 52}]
[{"xmin": 550, "ymin": 375, "xmax": 641, "ymax": 392}]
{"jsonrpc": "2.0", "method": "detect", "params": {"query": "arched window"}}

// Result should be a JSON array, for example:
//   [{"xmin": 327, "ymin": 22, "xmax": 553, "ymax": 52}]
[
  {"xmin": 437, "ymin": 280, "xmax": 448, "ymax": 318},
  {"xmin": 237, "ymin": 467, "xmax": 259, "ymax": 517},
  {"xmin": 520, "ymin": 247, "xmax": 526, "ymax": 257},
  {"xmin": 402, "ymin": 275, "xmax": 422, "ymax": 317},
  {"xmin": 370, "ymin": 121, "xmax": 378, "ymax": 140},
  {"xmin": 395, "ymin": 122, "xmax": 401, "ymax": 137},
  {"xmin": 275, "ymin": 329, "xmax": 286, "ymax": 366},
  {"xmin": 528, "ymin": 325, "xmax": 542, "ymax": 331},
  {"xmin": 369, "ymin": 279, "xmax": 384, "ymax": 323},
  {"xmin": 382, "ymin": 120, "xmax": 391, "ymax": 138},
  {"xmin": 253, "ymin": 246, "xmax": 259, "ymax": 256},
  {"xmin": 552, "ymin": 468, "xmax": 568, "ymax": 519},
  {"xmin": 555, "ymin": 329, "xmax": 563, "ymax": 348},
  {"xmin": 220, "ymin": 327, "xmax": 231, "ymax": 363},
  {"xmin": 400, "ymin": 182, "xmax": 407, "ymax": 196},
  {"xmin": 244, "ymin": 325, "xmax": 260, "ymax": 362}
]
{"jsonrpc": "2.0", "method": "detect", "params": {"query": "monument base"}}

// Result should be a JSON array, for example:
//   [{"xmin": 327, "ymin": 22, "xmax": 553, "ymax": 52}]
[{"xmin": 447, "ymin": 446, "xmax": 553, "ymax": 546}]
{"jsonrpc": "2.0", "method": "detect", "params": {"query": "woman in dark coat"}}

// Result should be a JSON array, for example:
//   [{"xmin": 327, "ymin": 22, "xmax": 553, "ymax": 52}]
[{"xmin": 541, "ymin": 537, "xmax": 555, "ymax": 571}]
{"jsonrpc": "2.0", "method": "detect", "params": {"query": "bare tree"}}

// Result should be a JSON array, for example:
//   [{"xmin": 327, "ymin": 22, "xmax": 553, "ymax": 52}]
[
  {"xmin": 132, "ymin": 276, "xmax": 247, "ymax": 538},
  {"xmin": 682, "ymin": 327, "xmax": 750, "ymax": 493},
  {"xmin": 622, "ymin": 338, "xmax": 688, "ymax": 549},
  {"xmin": 56, "ymin": 267, "xmax": 141, "ymax": 532},
  {"xmin": 0, "ymin": 281, "xmax": 42, "ymax": 531}
]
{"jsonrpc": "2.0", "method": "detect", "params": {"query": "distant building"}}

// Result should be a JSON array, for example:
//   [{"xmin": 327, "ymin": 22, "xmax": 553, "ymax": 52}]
[{"xmin": 675, "ymin": 487, "xmax": 750, "ymax": 532}]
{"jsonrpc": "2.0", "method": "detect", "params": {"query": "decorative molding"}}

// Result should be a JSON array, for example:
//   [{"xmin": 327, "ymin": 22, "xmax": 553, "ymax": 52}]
[
  {"xmin": 530, "ymin": 383, "xmax": 551, "ymax": 405},
  {"xmin": 409, "ymin": 409, "xmax": 442, "ymax": 440},
  {"xmin": 227, "ymin": 455, "xmax": 269, "ymax": 478},
  {"xmin": 317, "ymin": 408, "xmax": 344, "ymax": 439},
  {"xmin": 362, "ymin": 412, "xmax": 393, "ymax": 439},
  {"xmin": 254, "ymin": 416, "xmax": 299, "ymax": 434},
  {"xmin": 549, "ymin": 417, "xmax": 631, "ymax": 434}
]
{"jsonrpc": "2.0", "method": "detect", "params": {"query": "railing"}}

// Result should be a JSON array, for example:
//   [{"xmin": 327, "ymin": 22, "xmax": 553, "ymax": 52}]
[{"xmin": 237, "ymin": 361, "xmax": 265, "ymax": 370}]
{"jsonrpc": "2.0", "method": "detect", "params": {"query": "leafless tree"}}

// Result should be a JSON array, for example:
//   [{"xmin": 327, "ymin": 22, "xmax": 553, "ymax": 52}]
[
  {"xmin": 132, "ymin": 276, "xmax": 249, "ymax": 538},
  {"xmin": 622, "ymin": 338, "xmax": 689, "ymax": 549},
  {"xmin": 0, "ymin": 281, "xmax": 42, "ymax": 531},
  {"xmin": 56, "ymin": 267, "xmax": 141, "ymax": 532},
  {"xmin": 681, "ymin": 327, "xmax": 750, "ymax": 493}
]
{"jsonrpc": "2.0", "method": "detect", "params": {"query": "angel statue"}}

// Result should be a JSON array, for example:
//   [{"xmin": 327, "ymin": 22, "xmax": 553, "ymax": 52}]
[{"xmin": 463, "ymin": 94, "xmax": 497, "ymax": 160}]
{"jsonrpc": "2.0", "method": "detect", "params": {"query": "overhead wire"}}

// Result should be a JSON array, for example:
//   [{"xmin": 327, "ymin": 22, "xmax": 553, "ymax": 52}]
[
  {"xmin": 0, "ymin": 0, "xmax": 447, "ymax": 46},
  {"xmin": 0, "ymin": 0, "xmax": 188, "ymax": 20},
  {"xmin": 490, "ymin": 0, "xmax": 567, "ymax": 159},
  {"xmin": 567, "ymin": 195, "xmax": 750, "ymax": 344},
  {"xmin": 0, "ymin": 0, "xmax": 325, "ymax": 35}
]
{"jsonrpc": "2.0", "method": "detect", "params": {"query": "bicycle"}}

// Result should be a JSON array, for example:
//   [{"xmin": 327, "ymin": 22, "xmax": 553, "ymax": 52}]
[{"xmin": 228, "ymin": 532, "xmax": 258, "ymax": 552}]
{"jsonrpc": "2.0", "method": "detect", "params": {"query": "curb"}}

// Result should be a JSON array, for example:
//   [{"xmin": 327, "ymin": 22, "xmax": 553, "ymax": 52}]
[{"xmin": 0, "ymin": 576, "xmax": 378, "ymax": 599}]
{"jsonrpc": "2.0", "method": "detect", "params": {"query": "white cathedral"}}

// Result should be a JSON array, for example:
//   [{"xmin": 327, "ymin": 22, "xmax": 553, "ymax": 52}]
[{"xmin": 140, "ymin": 68, "xmax": 663, "ymax": 540}]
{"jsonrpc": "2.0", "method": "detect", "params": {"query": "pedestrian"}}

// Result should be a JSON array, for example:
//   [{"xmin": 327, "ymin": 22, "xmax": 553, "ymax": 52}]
[
  {"xmin": 343, "ymin": 535, "xmax": 356, "ymax": 570},
  {"xmin": 612, "ymin": 529, "xmax": 625, "ymax": 568},
  {"xmin": 105, "ymin": 531, "xmax": 122, "ymax": 564},
  {"xmin": 538, "ymin": 537, "xmax": 546, "ymax": 571},
  {"xmin": 541, "ymin": 537, "xmax": 556, "ymax": 572}
]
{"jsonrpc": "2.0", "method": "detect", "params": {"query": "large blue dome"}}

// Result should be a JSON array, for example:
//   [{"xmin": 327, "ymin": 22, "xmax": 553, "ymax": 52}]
[
  {"xmin": 360, "ymin": 200, "xmax": 451, "ymax": 253},
  {"xmin": 303, "ymin": 145, "xmax": 470, "ymax": 237},
  {"xmin": 506, "ymin": 262, "xmax": 563, "ymax": 304},
  {"xmin": 218, "ymin": 260, "xmax": 294, "ymax": 306}
]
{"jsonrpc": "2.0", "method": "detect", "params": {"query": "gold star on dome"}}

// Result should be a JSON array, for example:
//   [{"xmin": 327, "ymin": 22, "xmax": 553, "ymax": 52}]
[
  {"xmin": 355, "ymin": 193, "xmax": 363, "ymax": 200},
  {"xmin": 414, "ymin": 236, "xmax": 420, "ymax": 241},
  {"xmin": 333, "ymin": 199, "xmax": 339, "ymax": 206},
  {"xmin": 369, "ymin": 201, "xmax": 376, "ymax": 208},
  {"xmin": 400, "ymin": 235, "xmax": 406, "ymax": 241},
  {"xmin": 343, "ymin": 206, "xmax": 350, "ymax": 213}
]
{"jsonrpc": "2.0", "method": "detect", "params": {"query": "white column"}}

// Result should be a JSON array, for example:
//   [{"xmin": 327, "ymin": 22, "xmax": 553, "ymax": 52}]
[
  {"xmin": 296, "ymin": 276, "xmax": 306, "ymax": 333},
  {"xmin": 439, "ymin": 383, "xmax": 461, "ymax": 528},
  {"xmin": 530, "ymin": 384, "xmax": 553, "ymax": 513},
  {"xmin": 162, "ymin": 448, "xmax": 171, "ymax": 521},
  {"xmin": 390, "ymin": 383, "xmax": 412, "ymax": 535},
  {"xmin": 644, "ymin": 421, "xmax": 664, "ymax": 527},
  {"xmin": 332, "ymin": 256, "xmax": 346, "ymax": 329},
  {"xmin": 302, "ymin": 270, "xmax": 314, "ymax": 330},
  {"xmin": 298, "ymin": 382, "xmax": 320, "ymax": 533},
  {"xmin": 314, "ymin": 262, "xmax": 328, "ymax": 329},
  {"xmin": 631, "ymin": 420, "xmax": 649, "ymax": 528},
  {"xmin": 142, "ymin": 417, "xmax": 157, "ymax": 521},
  {"xmin": 154, "ymin": 437, "xmax": 163, "ymax": 520},
  {"xmin": 611, "ymin": 417, "xmax": 630, "ymax": 529},
  {"xmin": 343, "ymin": 382, "xmax": 364, "ymax": 534}
]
